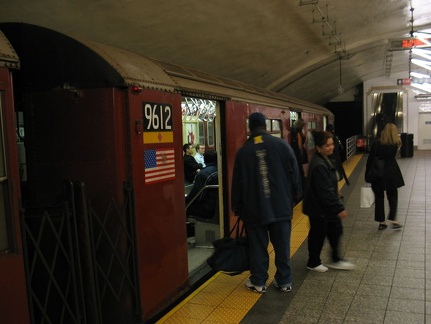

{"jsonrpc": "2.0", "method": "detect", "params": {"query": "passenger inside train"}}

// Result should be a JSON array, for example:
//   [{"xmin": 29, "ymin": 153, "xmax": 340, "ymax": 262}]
[
  {"xmin": 185, "ymin": 149, "xmax": 218, "ymax": 219},
  {"xmin": 194, "ymin": 143, "xmax": 206, "ymax": 168},
  {"xmin": 183, "ymin": 143, "xmax": 203, "ymax": 184}
]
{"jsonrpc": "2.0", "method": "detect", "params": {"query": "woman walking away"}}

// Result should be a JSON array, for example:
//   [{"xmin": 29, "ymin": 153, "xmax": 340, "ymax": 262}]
[
  {"xmin": 303, "ymin": 130, "xmax": 355, "ymax": 272},
  {"xmin": 365, "ymin": 123, "xmax": 405, "ymax": 230}
]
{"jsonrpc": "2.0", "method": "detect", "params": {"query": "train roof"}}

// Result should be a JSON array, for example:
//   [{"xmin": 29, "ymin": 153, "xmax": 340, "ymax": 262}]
[
  {"xmin": 0, "ymin": 23, "xmax": 332, "ymax": 116},
  {"xmin": 0, "ymin": 30, "xmax": 19, "ymax": 69},
  {"xmin": 79, "ymin": 37, "xmax": 332, "ymax": 115}
]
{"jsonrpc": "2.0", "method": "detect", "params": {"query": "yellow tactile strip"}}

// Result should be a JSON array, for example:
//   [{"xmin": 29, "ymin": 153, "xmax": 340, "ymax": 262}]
[{"xmin": 158, "ymin": 154, "xmax": 362, "ymax": 324}]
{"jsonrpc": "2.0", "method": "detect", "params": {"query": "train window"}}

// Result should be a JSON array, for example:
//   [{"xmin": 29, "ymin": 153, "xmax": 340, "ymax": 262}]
[
  {"xmin": 0, "ymin": 96, "xmax": 9, "ymax": 251},
  {"xmin": 265, "ymin": 119, "xmax": 271, "ymax": 130},
  {"xmin": 272, "ymin": 119, "xmax": 281, "ymax": 131},
  {"xmin": 207, "ymin": 122, "xmax": 214, "ymax": 146},
  {"xmin": 268, "ymin": 119, "xmax": 282, "ymax": 138},
  {"xmin": 290, "ymin": 111, "xmax": 299, "ymax": 127},
  {"xmin": 308, "ymin": 121, "xmax": 316, "ymax": 129},
  {"xmin": 181, "ymin": 97, "xmax": 217, "ymax": 148},
  {"xmin": 198, "ymin": 122, "xmax": 205, "ymax": 145},
  {"xmin": 246, "ymin": 117, "xmax": 282, "ymax": 138}
]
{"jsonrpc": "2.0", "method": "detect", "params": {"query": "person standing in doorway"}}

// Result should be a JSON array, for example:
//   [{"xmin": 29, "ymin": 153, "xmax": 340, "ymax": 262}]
[
  {"xmin": 303, "ymin": 130, "xmax": 355, "ymax": 272},
  {"xmin": 365, "ymin": 123, "xmax": 404, "ymax": 230},
  {"xmin": 231, "ymin": 112, "xmax": 302, "ymax": 293}
]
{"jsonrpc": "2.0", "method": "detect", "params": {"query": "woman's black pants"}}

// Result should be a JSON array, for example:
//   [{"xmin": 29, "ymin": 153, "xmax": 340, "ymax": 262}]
[
  {"xmin": 373, "ymin": 188, "xmax": 398, "ymax": 222},
  {"xmin": 307, "ymin": 217, "xmax": 343, "ymax": 268}
]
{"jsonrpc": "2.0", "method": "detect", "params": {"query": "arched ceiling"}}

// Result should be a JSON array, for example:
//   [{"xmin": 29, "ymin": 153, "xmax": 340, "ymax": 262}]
[{"xmin": 1, "ymin": 0, "xmax": 431, "ymax": 105}]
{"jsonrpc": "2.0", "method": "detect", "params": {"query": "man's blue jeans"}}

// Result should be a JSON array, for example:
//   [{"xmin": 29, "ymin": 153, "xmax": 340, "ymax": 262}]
[{"xmin": 246, "ymin": 220, "xmax": 292, "ymax": 287}]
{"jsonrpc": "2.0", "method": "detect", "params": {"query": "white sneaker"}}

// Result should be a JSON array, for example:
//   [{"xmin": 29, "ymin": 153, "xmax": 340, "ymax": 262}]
[
  {"xmin": 245, "ymin": 279, "xmax": 266, "ymax": 293},
  {"xmin": 327, "ymin": 260, "xmax": 355, "ymax": 270},
  {"xmin": 307, "ymin": 264, "xmax": 328, "ymax": 272},
  {"xmin": 273, "ymin": 279, "xmax": 292, "ymax": 293}
]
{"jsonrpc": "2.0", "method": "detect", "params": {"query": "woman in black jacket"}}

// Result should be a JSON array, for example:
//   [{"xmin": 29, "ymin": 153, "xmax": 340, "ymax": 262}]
[
  {"xmin": 365, "ymin": 123, "xmax": 404, "ymax": 230},
  {"xmin": 303, "ymin": 130, "xmax": 355, "ymax": 272}
]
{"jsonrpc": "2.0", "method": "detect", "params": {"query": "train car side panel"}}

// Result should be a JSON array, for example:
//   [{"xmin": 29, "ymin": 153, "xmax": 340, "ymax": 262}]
[
  {"xmin": 22, "ymin": 88, "xmax": 139, "ymax": 323},
  {"xmin": 0, "ymin": 65, "xmax": 30, "ymax": 324},
  {"xmin": 0, "ymin": 256, "xmax": 29, "ymax": 324},
  {"xmin": 224, "ymin": 101, "xmax": 248, "ymax": 231},
  {"xmin": 127, "ymin": 89, "xmax": 189, "ymax": 320}
]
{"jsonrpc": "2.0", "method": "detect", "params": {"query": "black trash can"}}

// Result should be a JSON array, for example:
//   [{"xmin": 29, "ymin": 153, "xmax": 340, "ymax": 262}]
[{"xmin": 400, "ymin": 133, "xmax": 413, "ymax": 157}]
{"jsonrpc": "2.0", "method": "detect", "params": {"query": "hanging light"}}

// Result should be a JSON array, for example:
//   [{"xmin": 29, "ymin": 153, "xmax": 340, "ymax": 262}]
[
  {"xmin": 410, "ymin": 71, "xmax": 430, "ymax": 78},
  {"xmin": 338, "ymin": 58, "xmax": 344, "ymax": 94},
  {"xmin": 412, "ymin": 58, "xmax": 431, "ymax": 70}
]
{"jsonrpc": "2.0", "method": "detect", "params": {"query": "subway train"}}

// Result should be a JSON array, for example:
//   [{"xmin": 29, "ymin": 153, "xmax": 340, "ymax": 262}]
[{"xmin": 0, "ymin": 23, "xmax": 334, "ymax": 324}]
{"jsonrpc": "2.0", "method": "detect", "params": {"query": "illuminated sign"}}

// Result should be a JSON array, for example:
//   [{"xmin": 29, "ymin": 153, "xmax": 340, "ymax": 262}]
[
  {"xmin": 397, "ymin": 78, "xmax": 411, "ymax": 85},
  {"xmin": 388, "ymin": 37, "xmax": 431, "ymax": 51}
]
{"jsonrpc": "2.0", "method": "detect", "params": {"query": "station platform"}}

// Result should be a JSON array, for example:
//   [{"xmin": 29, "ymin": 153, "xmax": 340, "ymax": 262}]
[{"xmin": 158, "ymin": 150, "xmax": 430, "ymax": 324}]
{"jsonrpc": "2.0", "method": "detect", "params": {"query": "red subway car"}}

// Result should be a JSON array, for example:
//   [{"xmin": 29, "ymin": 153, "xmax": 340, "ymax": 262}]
[
  {"xmin": 0, "ymin": 30, "xmax": 30, "ymax": 323},
  {"xmin": 0, "ymin": 23, "xmax": 333, "ymax": 323}
]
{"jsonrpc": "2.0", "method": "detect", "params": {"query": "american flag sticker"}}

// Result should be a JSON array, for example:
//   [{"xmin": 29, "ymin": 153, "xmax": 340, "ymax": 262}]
[{"xmin": 144, "ymin": 148, "xmax": 175, "ymax": 184}]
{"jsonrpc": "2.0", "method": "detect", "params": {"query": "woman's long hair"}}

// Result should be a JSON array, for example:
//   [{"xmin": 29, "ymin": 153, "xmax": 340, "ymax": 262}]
[{"xmin": 380, "ymin": 123, "xmax": 401, "ymax": 147}]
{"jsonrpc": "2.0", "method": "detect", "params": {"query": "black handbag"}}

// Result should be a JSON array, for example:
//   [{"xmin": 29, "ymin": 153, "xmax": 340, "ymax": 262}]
[
  {"xmin": 365, "ymin": 157, "xmax": 384, "ymax": 183},
  {"xmin": 206, "ymin": 217, "xmax": 250, "ymax": 276}
]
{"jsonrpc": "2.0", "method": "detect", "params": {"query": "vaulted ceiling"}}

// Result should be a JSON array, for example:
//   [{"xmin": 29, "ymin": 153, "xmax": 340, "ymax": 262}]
[{"xmin": 1, "ymin": 0, "xmax": 431, "ymax": 105}]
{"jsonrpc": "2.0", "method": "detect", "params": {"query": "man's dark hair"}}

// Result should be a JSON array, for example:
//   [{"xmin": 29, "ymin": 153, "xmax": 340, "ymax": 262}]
[
  {"xmin": 204, "ymin": 150, "xmax": 217, "ymax": 164},
  {"xmin": 183, "ymin": 143, "xmax": 191, "ymax": 154},
  {"xmin": 248, "ymin": 112, "xmax": 266, "ymax": 132}
]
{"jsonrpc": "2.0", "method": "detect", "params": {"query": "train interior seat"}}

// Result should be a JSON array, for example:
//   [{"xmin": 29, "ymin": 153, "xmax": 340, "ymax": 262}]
[
  {"xmin": 189, "ymin": 201, "xmax": 220, "ymax": 247},
  {"xmin": 186, "ymin": 172, "xmax": 219, "ymax": 247},
  {"xmin": 185, "ymin": 183, "xmax": 194, "ymax": 196}
]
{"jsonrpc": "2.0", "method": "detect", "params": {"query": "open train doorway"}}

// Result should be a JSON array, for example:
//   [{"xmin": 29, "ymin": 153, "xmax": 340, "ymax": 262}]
[{"xmin": 181, "ymin": 97, "xmax": 222, "ymax": 277}]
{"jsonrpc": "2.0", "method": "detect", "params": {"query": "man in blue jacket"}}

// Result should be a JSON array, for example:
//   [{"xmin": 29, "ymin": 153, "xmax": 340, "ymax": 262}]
[{"xmin": 231, "ymin": 112, "xmax": 302, "ymax": 293}]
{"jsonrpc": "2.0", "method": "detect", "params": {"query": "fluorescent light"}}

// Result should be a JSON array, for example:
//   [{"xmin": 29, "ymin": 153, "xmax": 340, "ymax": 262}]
[
  {"xmin": 412, "ymin": 59, "xmax": 431, "ymax": 70},
  {"xmin": 412, "ymin": 48, "xmax": 431, "ymax": 60},
  {"xmin": 411, "ymin": 82, "xmax": 431, "ymax": 92},
  {"xmin": 410, "ymin": 71, "xmax": 430, "ymax": 78}
]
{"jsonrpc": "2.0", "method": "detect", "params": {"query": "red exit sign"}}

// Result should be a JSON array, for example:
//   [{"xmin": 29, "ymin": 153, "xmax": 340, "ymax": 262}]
[
  {"xmin": 397, "ymin": 78, "xmax": 411, "ymax": 85},
  {"xmin": 389, "ymin": 37, "xmax": 431, "ymax": 51}
]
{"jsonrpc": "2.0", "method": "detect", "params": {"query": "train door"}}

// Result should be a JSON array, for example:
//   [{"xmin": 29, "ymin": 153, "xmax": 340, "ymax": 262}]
[{"xmin": 181, "ymin": 97, "xmax": 222, "ymax": 276}]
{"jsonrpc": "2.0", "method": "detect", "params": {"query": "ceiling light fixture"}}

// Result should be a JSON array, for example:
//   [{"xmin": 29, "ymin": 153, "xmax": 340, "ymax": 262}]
[
  {"xmin": 411, "ymin": 58, "xmax": 431, "ymax": 70},
  {"xmin": 338, "ymin": 58, "xmax": 344, "ymax": 94},
  {"xmin": 410, "ymin": 71, "xmax": 430, "ymax": 78},
  {"xmin": 412, "ymin": 48, "xmax": 431, "ymax": 60},
  {"xmin": 411, "ymin": 82, "xmax": 431, "ymax": 92}
]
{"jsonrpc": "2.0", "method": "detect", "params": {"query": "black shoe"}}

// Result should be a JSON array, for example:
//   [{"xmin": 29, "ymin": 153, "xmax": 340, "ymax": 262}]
[
  {"xmin": 391, "ymin": 223, "xmax": 403, "ymax": 230},
  {"xmin": 378, "ymin": 223, "xmax": 388, "ymax": 230}
]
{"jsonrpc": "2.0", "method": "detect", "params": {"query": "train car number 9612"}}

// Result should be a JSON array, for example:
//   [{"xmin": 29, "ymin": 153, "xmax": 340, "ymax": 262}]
[{"xmin": 143, "ymin": 102, "xmax": 173, "ymax": 131}]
